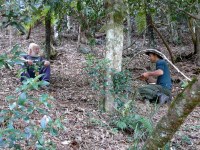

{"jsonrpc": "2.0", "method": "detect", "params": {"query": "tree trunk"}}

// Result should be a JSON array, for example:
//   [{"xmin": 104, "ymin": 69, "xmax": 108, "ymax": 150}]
[
  {"xmin": 105, "ymin": 9, "xmax": 124, "ymax": 112},
  {"xmin": 45, "ymin": 11, "xmax": 51, "ymax": 60},
  {"xmin": 67, "ymin": 15, "xmax": 72, "ymax": 31},
  {"xmin": 77, "ymin": 25, "xmax": 81, "ymax": 48},
  {"xmin": 143, "ymin": 78, "xmax": 200, "ymax": 150},
  {"xmin": 26, "ymin": 26, "xmax": 32, "ymax": 40},
  {"xmin": 53, "ymin": 22, "xmax": 59, "ymax": 44},
  {"xmin": 145, "ymin": 0, "xmax": 155, "ymax": 48},
  {"xmin": 188, "ymin": 19, "xmax": 197, "ymax": 54},
  {"xmin": 127, "ymin": 8, "xmax": 132, "ymax": 47},
  {"xmin": 196, "ymin": 26, "xmax": 200, "ymax": 66},
  {"xmin": 146, "ymin": 13, "xmax": 155, "ymax": 48}
]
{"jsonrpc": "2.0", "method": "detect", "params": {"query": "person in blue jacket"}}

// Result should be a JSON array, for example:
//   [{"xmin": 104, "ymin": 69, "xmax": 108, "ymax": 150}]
[{"xmin": 138, "ymin": 49, "xmax": 172, "ymax": 104}]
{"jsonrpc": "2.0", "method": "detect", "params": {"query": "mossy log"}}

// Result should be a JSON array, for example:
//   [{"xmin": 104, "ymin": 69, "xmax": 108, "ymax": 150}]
[{"xmin": 143, "ymin": 78, "xmax": 200, "ymax": 150}]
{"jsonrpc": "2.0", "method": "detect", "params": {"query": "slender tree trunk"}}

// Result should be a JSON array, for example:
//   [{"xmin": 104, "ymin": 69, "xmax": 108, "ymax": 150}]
[
  {"xmin": 105, "ymin": 11, "xmax": 124, "ymax": 111},
  {"xmin": 105, "ymin": 23, "xmax": 124, "ymax": 111},
  {"xmin": 53, "ymin": 21, "xmax": 59, "ymax": 43},
  {"xmin": 67, "ymin": 15, "xmax": 72, "ymax": 31},
  {"xmin": 26, "ymin": 26, "xmax": 32, "ymax": 40},
  {"xmin": 188, "ymin": 19, "xmax": 197, "ymax": 54},
  {"xmin": 127, "ymin": 8, "xmax": 132, "ymax": 47},
  {"xmin": 77, "ymin": 25, "xmax": 81, "ymax": 48},
  {"xmin": 196, "ymin": 26, "xmax": 200, "ymax": 65},
  {"xmin": 146, "ymin": 14, "xmax": 155, "ymax": 48},
  {"xmin": 143, "ymin": 78, "xmax": 200, "ymax": 150},
  {"xmin": 45, "ymin": 11, "xmax": 51, "ymax": 60},
  {"xmin": 145, "ymin": 0, "xmax": 155, "ymax": 48}
]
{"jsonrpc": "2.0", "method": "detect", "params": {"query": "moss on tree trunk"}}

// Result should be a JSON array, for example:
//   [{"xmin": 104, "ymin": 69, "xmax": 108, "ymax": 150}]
[{"xmin": 143, "ymin": 78, "xmax": 200, "ymax": 150}]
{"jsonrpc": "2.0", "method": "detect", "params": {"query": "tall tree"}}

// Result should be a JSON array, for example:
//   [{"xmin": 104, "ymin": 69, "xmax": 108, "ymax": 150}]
[{"xmin": 104, "ymin": 0, "xmax": 124, "ymax": 111}]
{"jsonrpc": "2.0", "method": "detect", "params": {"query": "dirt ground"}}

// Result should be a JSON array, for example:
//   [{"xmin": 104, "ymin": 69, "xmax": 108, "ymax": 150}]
[{"xmin": 0, "ymin": 25, "xmax": 199, "ymax": 150}]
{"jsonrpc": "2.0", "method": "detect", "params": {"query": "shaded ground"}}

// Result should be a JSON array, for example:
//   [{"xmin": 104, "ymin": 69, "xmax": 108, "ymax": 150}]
[{"xmin": 0, "ymin": 25, "xmax": 199, "ymax": 150}]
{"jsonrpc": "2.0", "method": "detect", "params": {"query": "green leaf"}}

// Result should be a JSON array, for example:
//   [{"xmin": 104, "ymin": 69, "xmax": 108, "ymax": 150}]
[
  {"xmin": 10, "ymin": 44, "xmax": 19, "ymax": 54},
  {"xmin": 6, "ymin": 95, "xmax": 15, "ymax": 101},
  {"xmin": 39, "ymin": 94, "xmax": 48, "ymax": 102},
  {"xmin": 39, "ymin": 80, "xmax": 50, "ymax": 87},
  {"xmin": 50, "ymin": 128, "xmax": 58, "ymax": 136},
  {"xmin": 18, "ymin": 92, "xmax": 27, "ymax": 105},
  {"xmin": 9, "ymin": 102, "xmax": 17, "ymax": 110}
]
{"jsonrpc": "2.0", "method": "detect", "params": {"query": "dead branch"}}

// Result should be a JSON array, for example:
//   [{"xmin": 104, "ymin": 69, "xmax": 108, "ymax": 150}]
[
  {"xmin": 179, "ymin": 8, "xmax": 200, "ymax": 20},
  {"xmin": 151, "ymin": 23, "xmax": 175, "ymax": 63}
]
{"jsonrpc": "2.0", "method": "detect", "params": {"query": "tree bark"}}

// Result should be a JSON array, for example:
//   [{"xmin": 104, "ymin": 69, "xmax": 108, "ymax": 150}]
[
  {"xmin": 26, "ymin": 26, "xmax": 32, "ymax": 40},
  {"xmin": 188, "ymin": 19, "xmax": 197, "ymax": 54},
  {"xmin": 67, "ymin": 15, "xmax": 72, "ymax": 31},
  {"xmin": 196, "ymin": 26, "xmax": 200, "ymax": 66},
  {"xmin": 127, "ymin": 8, "xmax": 132, "ymax": 47},
  {"xmin": 45, "ymin": 11, "xmax": 51, "ymax": 60},
  {"xmin": 77, "ymin": 25, "xmax": 81, "ymax": 48},
  {"xmin": 145, "ymin": 0, "xmax": 155, "ymax": 48},
  {"xmin": 143, "ymin": 78, "xmax": 200, "ymax": 150},
  {"xmin": 146, "ymin": 14, "xmax": 155, "ymax": 48},
  {"xmin": 105, "ymin": 0, "xmax": 124, "ymax": 112}
]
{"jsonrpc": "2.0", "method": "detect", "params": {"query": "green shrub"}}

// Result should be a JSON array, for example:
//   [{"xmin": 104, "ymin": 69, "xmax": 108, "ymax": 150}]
[{"xmin": 0, "ymin": 77, "xmax": 66, "ymax": 149}]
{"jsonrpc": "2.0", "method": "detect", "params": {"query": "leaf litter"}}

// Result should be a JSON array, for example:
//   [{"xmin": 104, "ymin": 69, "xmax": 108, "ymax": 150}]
[{"xmin": 0, "ymin": 25, "xmax": 199, "ymax": 150}]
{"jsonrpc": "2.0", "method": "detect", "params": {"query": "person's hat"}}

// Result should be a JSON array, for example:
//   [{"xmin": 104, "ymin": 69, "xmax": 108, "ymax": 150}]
[{"xmin": 145, "ymin": 49, "xmax": 164, "ymax": 59}]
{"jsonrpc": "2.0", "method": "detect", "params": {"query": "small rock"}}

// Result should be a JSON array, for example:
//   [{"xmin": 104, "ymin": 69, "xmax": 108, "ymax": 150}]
[{"xmin": 78, "ymin": 45, "xmax": 91, "ymax": 54}]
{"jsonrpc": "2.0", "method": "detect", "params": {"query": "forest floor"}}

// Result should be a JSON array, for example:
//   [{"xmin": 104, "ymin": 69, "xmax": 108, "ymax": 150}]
[{"xmin": 0, "ymin": 25, "xmax": 199, "ymax": 150}]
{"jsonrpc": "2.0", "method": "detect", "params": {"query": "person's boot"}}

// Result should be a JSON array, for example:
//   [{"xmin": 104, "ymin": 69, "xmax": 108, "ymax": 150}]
[{"xmin": 157, "ymin": 92, "xmax": 170, "ymax": 105}]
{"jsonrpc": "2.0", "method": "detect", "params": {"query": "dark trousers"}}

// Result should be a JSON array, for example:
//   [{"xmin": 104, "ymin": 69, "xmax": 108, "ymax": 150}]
[
  {"xmin": 21, "ymin": 66, "xmax": 50, "ymax": 82},
  {"xmin": 138, "ymin": 84, "xmax": 171, "ymax": 102}
]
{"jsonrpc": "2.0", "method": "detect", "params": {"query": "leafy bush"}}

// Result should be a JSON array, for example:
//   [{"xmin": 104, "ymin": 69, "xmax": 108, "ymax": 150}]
[
  {"xmin": 85, "ymin": 54, "xmax": 132, "ymax": 97},
  {"xmin": 0, "ymin": 77, "xmax": 65, "ymax": 149},
  {"xmin": 0, "ymin": 44, "xmax": 25, "ymax": 69}
]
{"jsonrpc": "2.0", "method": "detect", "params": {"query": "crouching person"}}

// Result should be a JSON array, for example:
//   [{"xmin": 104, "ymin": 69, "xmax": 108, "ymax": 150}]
[
  {"xmin": 138, "ymin": 49, "xmax": 172, "ymax": 104},
  {"xmin": 20, "ymin": 43, "xmax": 50, "ymax": 83}
]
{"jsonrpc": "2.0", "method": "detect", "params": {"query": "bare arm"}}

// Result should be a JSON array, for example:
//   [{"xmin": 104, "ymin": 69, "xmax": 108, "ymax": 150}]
[
  {"xmin": 142, "ymin": 69, "xmax": 163, "ymax": 79},
  {"xmin": 147, "ymin": 69, "xmax": 163, "ymax": 77}
]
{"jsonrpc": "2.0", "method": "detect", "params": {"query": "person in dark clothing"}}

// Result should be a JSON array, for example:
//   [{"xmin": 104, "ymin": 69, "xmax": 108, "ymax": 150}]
[
  {"xmin": 20, "ymin": 43, "xmax": 50, "ymax": 83},
  {"xmin": 138, "ymin": 50, "xmax": 172, "ymax": 104}
]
